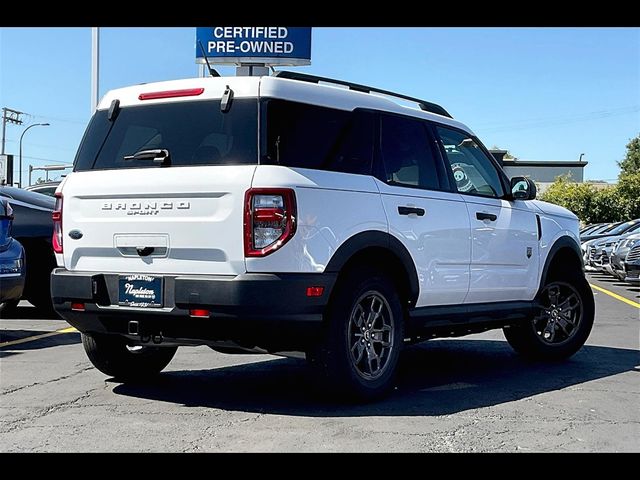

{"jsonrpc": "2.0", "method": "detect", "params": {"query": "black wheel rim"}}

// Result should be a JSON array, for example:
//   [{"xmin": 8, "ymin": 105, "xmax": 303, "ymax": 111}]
[
  {"xmin": 534, "ymin": 281, "xmax": 583, "ymax": 345},
  {"xmin": 347, "ymin": 290, "xmax": 395, "ymax": 380}
]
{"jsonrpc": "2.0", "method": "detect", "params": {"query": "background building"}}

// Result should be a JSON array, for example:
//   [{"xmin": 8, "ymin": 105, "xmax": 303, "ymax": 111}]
[{"xmin": 490, "ymin": 149, "xmax": 589, "ymax": 194}]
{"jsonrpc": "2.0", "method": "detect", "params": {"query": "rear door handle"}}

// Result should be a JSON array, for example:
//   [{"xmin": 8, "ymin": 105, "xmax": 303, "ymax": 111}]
[
  {"xmin": 398, "ymin": 206, "xmax": 425, "ymax": 216},
  {"xmin": 476, "ymin": 212, "xmax": 497, "ymax": 221}
]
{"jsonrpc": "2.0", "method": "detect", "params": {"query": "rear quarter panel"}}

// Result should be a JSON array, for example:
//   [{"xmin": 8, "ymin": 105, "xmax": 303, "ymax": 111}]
[{"xmin": 247, "ymin": 166, "xmax": 387, "ymax": 273}]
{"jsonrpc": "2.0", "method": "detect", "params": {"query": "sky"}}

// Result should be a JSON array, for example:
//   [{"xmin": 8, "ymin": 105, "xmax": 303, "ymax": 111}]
[{"xmin": 0, "ymin": 27, "xmax": 638, "ymax": 184}]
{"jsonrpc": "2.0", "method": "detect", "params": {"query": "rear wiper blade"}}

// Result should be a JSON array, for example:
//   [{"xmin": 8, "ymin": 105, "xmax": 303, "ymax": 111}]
[{"xmin": 123, "ymin": 149, "xmax": 171, "ymax": 166}]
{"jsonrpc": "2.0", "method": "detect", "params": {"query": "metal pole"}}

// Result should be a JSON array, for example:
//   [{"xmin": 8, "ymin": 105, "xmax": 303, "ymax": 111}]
[
  {"xmin": 19, "ymin": 123, "xmax": 49, "ymax": 188},
  {"xmin": 29, "ymin": 165, "xmax": 32, "ymax": 186},
  {"xmin": 1, "ymin": 108, "xmax": 6, "ymax": 155},
  {"xmin": 1, "ymin": 107, "xmax": 24, "ymax": 155},
  {"xmin": 91, "ymin": 27, "xmax": 100, "ymax": 114}
]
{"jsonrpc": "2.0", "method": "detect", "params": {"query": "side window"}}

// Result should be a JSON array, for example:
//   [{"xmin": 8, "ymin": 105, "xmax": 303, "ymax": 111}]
[
  {"xmin": 380, "ymin": 114, "xmax": 443, "ymax": 191},
  {"xmin": 325, "ymin": 110, "xmax": 374, "ymax": 175},
  {"xmin": 263, "ymin": 100, "xmax": 373, "ymax": 176},
  {"xmin": 435, "ymin": 126, "xmax": 504, "ymax": 198}
]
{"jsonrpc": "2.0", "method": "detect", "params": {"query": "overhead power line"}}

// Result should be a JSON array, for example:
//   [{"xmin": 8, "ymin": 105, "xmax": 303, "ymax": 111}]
[{"xmin": 476, "ymin": 105, "xmax": 640, "ymax": 133}]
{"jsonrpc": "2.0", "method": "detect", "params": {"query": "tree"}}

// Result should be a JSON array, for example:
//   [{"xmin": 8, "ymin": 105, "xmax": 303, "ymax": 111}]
[
  {"xmin": 540, "ymin": 175, "xmax": 599, "ymax": 223},
  {"xmin": 618, "ymin": 134, "xmax": 640, "ymax": 175},
  {"xmin": 617, "ymin": 172, "xmax": 640, "ymax": 219}
]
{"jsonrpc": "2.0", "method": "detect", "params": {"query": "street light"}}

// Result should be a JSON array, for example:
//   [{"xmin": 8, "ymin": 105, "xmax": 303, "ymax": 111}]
[{"xmin": 19, "ymin": 123, "xmax": 49, "ymax": 188}]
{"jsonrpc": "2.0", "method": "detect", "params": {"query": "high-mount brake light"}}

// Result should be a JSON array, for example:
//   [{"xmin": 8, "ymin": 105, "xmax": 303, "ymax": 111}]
[{"xmin": 138, "ymin": 88, "xmax": 204, "ymax": 100}]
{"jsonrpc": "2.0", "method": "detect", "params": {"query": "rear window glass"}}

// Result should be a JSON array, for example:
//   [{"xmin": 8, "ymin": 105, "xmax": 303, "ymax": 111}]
[{"xmin": 74, "ymin": 99, "xmax": 258, "ymax": 171}]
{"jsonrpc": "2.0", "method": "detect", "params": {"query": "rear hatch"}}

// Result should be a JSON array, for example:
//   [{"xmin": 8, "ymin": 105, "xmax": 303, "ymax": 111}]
[{"xmin": 61, "ymin": 83, "xmax": 258, "ymax": 275}]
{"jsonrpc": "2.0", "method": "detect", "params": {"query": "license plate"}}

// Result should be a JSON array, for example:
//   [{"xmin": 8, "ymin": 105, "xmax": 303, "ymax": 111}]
[{"xmin": 118, "ymin": 274, "xmax": 163, "ymax": 308}]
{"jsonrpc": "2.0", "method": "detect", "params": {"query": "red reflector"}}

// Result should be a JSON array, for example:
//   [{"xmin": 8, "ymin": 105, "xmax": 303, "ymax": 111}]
[
  {"xmin": 189, "ymin": 308, "xmax": 210, "ymax": 318},
  {"xmin": 306, "ymin": 286, "xmax": 324, "ymax": 297},
  {"xmin": 139, "ymin": 88, "xmax": 204, "ymax": 100},
  {"xmin": 71, "ymin": 302, "xmax": 85, "ymax": 311}
]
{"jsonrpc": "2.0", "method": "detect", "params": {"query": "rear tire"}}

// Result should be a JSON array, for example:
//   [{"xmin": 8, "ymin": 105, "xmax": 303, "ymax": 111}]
[
  {"xmin": 82, "ymin": 333, "xmax": 177, "ymax": 381},
  {"xmin": 0, "ymin": 299, "xmax": 20, "ymax": 317},
  {"xmin": 308, "ymin": 268, "xmax": 404, "ymax": 402},
  {"xmin": 503, "ymin": 270, "xmax": 594, "ymax": 360},
  {"xmin": 22, "ymin": 242, "xmax": 57, "ymax": 316}
]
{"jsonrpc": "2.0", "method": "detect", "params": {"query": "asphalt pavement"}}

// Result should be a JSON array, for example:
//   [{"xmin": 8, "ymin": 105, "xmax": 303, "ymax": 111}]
[{"xmin": 1, "ymin": 273, "xmax": 638, "ymax": 452}]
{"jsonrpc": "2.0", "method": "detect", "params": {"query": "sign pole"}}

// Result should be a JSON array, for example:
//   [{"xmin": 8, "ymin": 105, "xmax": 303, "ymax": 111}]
[{"xmin": 91, "ymin": 27, "xmax": 100, "ymax": 114}]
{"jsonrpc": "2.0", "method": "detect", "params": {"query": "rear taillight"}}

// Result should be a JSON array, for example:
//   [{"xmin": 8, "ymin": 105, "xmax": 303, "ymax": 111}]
[
  {"xmin": 52, "ymin": 192, "xmax": 63, "ymax": 254},
  {"xmin": 244, "ymin": 188, "xmax": 296, "ymax": 257}
]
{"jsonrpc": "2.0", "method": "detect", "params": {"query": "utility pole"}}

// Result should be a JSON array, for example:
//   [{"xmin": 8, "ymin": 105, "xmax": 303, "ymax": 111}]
[{"xmin": 1, "ymin": 107, "xmax": 24, "ymax": 155}]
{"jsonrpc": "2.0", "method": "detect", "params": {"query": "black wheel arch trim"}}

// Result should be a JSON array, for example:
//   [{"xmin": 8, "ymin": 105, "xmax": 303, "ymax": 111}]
[
  {"xmin": 538, "ymin": 235, "xmax": 583, "ymax": 292},
  {"xmin": 324, "ymin": 230, "xmax": 419, "ymax": 305}
]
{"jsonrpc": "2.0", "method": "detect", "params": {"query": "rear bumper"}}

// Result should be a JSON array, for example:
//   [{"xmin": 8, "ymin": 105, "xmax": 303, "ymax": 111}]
[
  {"xmin": 0, "ymin": 241, "xmax": 25, "ymax": 303},
  {"xmin": 0, "ymin": 274, "xmax": 25, "ymax": 303},
  {"xmin": 51, "ymin": 268, "xmax": 336, "ymax": 350}
]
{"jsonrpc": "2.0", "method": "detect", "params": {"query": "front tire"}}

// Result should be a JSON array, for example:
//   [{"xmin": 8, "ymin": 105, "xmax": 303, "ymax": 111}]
[
  {"xmin": 308, "ymin": 269, "xmax": 404, "ymax": 401},
  {"xmin": 82, "ymin": 333, "xmax": 177, "ymax": 381},
  {"xmin": 503, "ymin": 270, "xmax": 594, "ymax": 360}
]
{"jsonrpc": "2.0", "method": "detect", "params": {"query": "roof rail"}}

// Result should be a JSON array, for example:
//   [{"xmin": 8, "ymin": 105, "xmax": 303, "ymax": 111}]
[{"xmin": 272, "ymin": 70, "xmax": 452, "ymax": 119}]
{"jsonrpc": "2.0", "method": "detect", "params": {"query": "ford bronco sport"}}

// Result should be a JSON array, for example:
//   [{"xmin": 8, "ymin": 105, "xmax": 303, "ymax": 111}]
[{"xmin": 51, "ymin": 72, "xmax": 594, "ymax": 400}]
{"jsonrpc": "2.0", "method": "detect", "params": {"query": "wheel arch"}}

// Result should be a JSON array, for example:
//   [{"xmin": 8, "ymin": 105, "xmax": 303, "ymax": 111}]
[
  {"xmin": 539, "ymin": 235, "xmax": 584, "ymax": 292},
  {"xmin": 325, "ymin": 231, "xmax": 419, "ymax": 307}
]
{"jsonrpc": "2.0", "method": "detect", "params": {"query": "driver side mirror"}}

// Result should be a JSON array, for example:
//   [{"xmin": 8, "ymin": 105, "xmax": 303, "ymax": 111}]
[{"xmin": 510, "ymin": 176, "xmax": 537, "ymax": 200}]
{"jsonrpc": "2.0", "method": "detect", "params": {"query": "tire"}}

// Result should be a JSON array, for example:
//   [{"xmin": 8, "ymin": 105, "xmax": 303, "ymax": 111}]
[
  {"xmin": 503, "ymin": 270, "xmax": 594, "ymax": 360},
  {"xmin": 22, "ymin": 243, "xmax": 57, "ymax": 316},
  {"xmin": 82, "ymin": 333, "xmax": 177, "ymax": 381},
  {"xmin": 0, "ymin": 299, "xmax": 20, "ymax": 317},
  {"xmin": 308, "ymin": 268, "xmax": 404, "ymax": 401}
]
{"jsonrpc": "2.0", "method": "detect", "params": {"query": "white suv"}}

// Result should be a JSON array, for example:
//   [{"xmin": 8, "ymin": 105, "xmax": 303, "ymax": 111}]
[{"xmin": 51, "ymin": 72, "xmax": 594, "ymax": 400}]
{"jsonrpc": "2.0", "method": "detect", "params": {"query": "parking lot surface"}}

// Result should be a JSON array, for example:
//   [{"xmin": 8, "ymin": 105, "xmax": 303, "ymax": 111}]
[{"xmin": 1, "ymin": 273, "xmax": 638, "ymax": 452}]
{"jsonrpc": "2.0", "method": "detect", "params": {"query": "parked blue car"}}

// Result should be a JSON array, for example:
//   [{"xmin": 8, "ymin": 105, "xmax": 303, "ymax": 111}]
[{"xmin": 0, "ymin": 198, "xmax": 25, "ymax": 314}]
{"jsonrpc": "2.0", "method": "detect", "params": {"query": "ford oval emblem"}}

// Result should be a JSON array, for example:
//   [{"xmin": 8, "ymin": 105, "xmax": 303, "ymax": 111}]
[{"xmin": 68, "ymin": 229, "xmax": 83, "ymax": 240}]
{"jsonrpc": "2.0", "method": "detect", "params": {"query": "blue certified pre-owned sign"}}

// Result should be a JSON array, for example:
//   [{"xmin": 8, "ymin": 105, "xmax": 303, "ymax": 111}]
[{"xmin": 196, "ymin": 27, "xmax": 311, "ymax": 66}]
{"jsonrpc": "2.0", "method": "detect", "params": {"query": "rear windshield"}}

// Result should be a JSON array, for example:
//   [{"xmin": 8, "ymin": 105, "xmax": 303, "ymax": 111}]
[{"xmin": 74, "ymin": 99, "xmax": 258, "ymax": 171}]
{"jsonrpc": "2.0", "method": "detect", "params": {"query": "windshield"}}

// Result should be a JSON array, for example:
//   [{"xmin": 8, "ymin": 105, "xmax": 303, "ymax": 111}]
[
  {"xmin": 608, "ymin": 221, "xmax": 639, "ymax": 235},
  {"xmin": 596, "ymin": 223, "xmax": 622, "ymax": 234},
  {"xmin": 74, "ymin": 99, "xmax": 258, "ymax": 171}
]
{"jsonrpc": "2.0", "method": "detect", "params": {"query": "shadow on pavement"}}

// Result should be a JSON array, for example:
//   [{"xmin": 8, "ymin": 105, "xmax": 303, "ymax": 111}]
[
  {"xmin": 589, "ymin": 273, "xmax": 639, "ymax": 298},
  {"xmin": 112, "ymin": 339, "xmax": 640, "ymax": 416},
  {"xmin": 1, "ymin": 304, "xmax": 61, "ymax": 320},
  {"xmin": 0, "ymin": 330, "xmax": 80, "ymax": 358}
]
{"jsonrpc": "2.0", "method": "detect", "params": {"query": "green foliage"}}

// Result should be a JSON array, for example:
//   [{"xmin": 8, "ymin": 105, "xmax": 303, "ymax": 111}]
[
  {"xmin": 618, "ymin": 135, "xmax": 640, "ymax": 175},
  {"xmin": 590, "ymin": 187, "xmax": 622, "ymax": 223},
  {"xmin": 540, "ymin": 176, "xmax": 597, "ymax": 222},
  {"xmin": 540, "ymin": 136, "xmax": 640, "ymax": 223},
  {"xmin": 617, "ymin": 172, "xmax": 640, "ymax": 219},
  {"xmin": 541, "ymin": 172, "xmax": 639, "ymax": 223}
]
